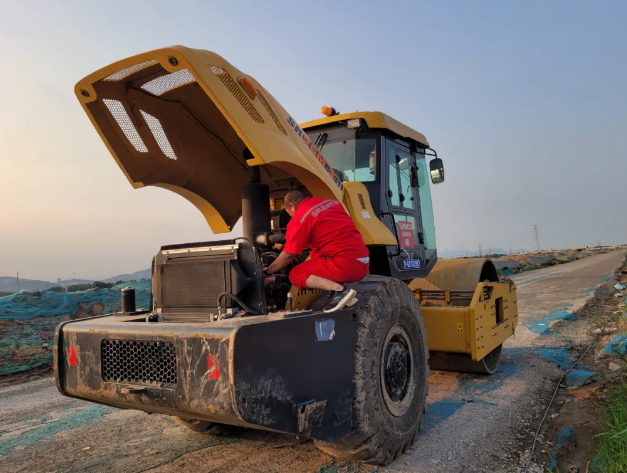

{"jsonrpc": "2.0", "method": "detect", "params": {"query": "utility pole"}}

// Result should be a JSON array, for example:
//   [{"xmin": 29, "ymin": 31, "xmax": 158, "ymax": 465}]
[
  {"xmin": 509, "ymin": 246, "xmax": 512, "ymax": 255},
  {"xmin": 16, "ymin": 272, "xmax": 19, "ymax": 293},
  {"xmin": 478, "ymin": 243, "xmax": 482, "ymax": 257},
  {"xmin": 533, "ymin": 225, "xmax": 540, "ymax": 253}
]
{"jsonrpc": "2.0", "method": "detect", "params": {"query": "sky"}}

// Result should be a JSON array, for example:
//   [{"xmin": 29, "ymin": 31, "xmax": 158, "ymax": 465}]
[{"xmin": 1, "ymin": 0, "xmax": 626, "ymax": 281}]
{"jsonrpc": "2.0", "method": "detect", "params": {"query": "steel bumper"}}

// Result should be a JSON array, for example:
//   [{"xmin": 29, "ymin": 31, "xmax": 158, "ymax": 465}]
[{"xmin": 54, "ymin": 309, "xmax": 357, "ymax": 441}]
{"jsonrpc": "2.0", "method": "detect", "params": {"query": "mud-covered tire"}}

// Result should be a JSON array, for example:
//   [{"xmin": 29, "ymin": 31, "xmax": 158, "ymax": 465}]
[
  {"xmin": 171, "ymin": 417, "xmax": 236, "ymax": 435},
  {"xmin": 314, "ymin": 276, "xmax": 429, "ymax": 465}
]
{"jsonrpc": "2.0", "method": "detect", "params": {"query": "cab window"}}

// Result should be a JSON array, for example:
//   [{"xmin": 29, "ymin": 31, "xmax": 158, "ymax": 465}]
[
  {"xmin": 416, "ymin": 153, "xmax": 437, "ymax": 251},
  {"xmin": 318, "ymin": 137, "xmax": 377, "ymax": 183}
]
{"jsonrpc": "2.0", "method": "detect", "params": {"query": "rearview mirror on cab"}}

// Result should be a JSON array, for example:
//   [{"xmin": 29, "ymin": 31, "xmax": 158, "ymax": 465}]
[{"xmin": 429, "ymin": 158, "xmax": 445, "ymax": 184}]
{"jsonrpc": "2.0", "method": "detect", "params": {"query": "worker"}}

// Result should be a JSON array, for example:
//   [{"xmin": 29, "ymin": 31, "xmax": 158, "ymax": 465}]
[{"xmin": 265, "ymin": 189, "xmax": 369, "ymax": 311}]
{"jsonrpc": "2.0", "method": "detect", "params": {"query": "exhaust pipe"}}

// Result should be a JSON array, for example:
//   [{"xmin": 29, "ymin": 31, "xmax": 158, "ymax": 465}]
[{"xmin": 242, "ymin": 166, "xmax": 270, "ymax": 244}]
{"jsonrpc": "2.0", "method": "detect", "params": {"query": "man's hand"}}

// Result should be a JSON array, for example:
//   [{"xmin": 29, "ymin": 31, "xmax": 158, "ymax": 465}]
[{"xmin": 266, "ymin": 251, "xmax": 296, "ymax": 274}]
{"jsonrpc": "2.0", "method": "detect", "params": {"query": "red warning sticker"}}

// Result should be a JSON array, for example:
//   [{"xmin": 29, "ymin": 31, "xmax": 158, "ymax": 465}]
[
  {"xmin": 68, "ymin": 346, "xmax": 78, "ymax": 366},
  {"xmin": 398, "ymin": 221, "xmax": 415, "ymax": 248},
  {"xmin": 207, "ymin": 354, "xmax": 220, "ymax": 379}
]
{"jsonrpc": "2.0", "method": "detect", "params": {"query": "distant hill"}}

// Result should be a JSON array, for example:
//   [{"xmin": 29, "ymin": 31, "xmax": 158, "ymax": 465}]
[
  {"xmin": 103, "ymin": 269, "xmax": 151, "ymax": 283},
  {"xmin": 438, "ymin": 248, "xmax": 517, "ymax": 258},
  {"xmin": 55, "ymin": 278, "xmax": 94, "ymax": 286},
  {"xmin": 0, "ymin": 276, "xmax": 51, "ymax": 293},
  {"xmin": 0, "ymin": 269, "xmax": 151, "ymax": 293}
]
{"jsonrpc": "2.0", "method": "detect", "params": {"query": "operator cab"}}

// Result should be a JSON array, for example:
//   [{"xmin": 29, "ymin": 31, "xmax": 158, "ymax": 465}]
[{"xmin": 301, "ymin": 110, "xmax": 444, "ymax": 282}]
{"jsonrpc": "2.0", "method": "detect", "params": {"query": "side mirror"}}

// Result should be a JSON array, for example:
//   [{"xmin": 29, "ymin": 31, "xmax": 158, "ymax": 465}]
[{"xmin": 429, "ymin": 158, "xmax": 445, "ymax": 184}]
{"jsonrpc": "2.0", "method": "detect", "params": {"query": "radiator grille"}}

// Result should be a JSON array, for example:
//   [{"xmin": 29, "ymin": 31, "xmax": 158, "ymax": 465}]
[
  {"xmin": 161, "ymin": 262, "xmax": 225, "ymax": 309},
  {"xmin": 101, "ymin": 340, "xmax": 177, "ymax": 385},
  {"xmin": 256, "ymin": 90, "xmax": 287, "ymax": 135},
  {"xmin": 209, "ymin": 65, "xmax": 264, "ymax": 124}
]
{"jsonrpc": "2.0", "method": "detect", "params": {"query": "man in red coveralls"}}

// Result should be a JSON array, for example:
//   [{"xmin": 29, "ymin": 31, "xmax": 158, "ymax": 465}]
[{"xmin": 265, "ymin": 190, "xmax": 369, "ymax": 311}]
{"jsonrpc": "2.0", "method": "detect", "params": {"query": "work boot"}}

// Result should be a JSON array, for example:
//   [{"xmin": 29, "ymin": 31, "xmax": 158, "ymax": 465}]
[{"xmin": 324, "ymin": 287, "xmax": 358, "ymax": 313}]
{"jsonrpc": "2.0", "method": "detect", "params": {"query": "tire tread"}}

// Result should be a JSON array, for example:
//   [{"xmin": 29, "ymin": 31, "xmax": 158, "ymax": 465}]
[{"xmin": 315, "ymin": 277, "xmax": 429, "ymax": 465}]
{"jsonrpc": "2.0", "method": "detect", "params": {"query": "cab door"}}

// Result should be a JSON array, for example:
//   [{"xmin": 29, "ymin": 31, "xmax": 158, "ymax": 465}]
[{"xmin": 383, "ymin": 140, "xmax": 426, "ymax": 273}]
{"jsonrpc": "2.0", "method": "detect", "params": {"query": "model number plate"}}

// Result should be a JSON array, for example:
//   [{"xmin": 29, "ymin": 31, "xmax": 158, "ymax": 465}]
[{"xmin": 403, "ymin": 259, "xmax": 421, "ymax": 269}]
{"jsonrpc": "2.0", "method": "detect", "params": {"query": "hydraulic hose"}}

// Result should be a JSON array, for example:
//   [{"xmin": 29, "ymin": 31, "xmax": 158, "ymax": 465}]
[{"xmin": 217, "ymin": 292, "xmax": 258, "ymax": 318}]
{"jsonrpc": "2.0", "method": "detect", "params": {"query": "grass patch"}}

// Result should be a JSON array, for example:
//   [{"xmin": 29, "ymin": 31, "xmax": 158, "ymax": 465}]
[{"xmin": 595, "ymin": 380, "xmax": 627, "ymax": 472}]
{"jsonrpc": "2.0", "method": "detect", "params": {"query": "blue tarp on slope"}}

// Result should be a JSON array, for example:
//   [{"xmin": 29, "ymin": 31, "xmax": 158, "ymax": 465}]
[
  {"xmin": 0, "ymin": 280, "xmax": 151, "ymax": 376},
  {"xmin": 602, "ymin": 334, "xmax": 627, "ymax": 355},
  {"xmin": 0, "ymin": 279, "xmax": 150, "ymax": 320}
]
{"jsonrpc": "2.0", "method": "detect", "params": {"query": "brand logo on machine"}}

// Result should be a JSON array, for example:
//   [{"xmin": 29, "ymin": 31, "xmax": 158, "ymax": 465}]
[
  {"xmin": 207, "ymin": 354, "xmax": 220, "ymax": 379},
  {"xmin": 286, "ymin": 116, "xmax": 344, "ymax": 191}
]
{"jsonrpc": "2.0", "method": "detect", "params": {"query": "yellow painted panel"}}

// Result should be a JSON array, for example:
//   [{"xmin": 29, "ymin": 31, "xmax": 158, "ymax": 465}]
[
  {"xmin": 288, "ymin": 287, "xmax": 322, "ymax": 311},
  {"xmin": 342, "ymin": 182, "xmax": 397, "ymax": 246},
  {"xmin": 74, "ymin": 46, "xmax": 346, "ymax": 232},
  {"xmin": 469, "ymin": 282, "xmax": 518, "ymax": 360},
  {"xmin": 301, "ymin": 111, "xmax": 429, "ymax": 147},
  {"xmin": 418, "ymin": 281, "xmax": 518, "ymax": 361},
  {"xmin": 422, "ymin": 306, "xmax": 469, "ymax": 353}
]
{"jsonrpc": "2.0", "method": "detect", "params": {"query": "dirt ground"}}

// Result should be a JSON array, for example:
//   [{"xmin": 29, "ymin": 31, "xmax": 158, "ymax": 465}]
[
  {"xmin": 530, "ymin": 260, "xmax": 627, "ymax": 472},
  {"xmin": 0, "ymin": 251, "xmax": 624, "ymax": 473}
]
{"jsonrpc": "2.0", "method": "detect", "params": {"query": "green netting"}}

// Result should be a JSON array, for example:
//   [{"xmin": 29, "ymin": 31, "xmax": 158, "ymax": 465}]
[
  {"xmin": 0, "ymin": 280, "xmax": 150, "ymax": 376},
  {"xmin": 0, "ymin": 279, "xmax": 150, "ymax": 320}
]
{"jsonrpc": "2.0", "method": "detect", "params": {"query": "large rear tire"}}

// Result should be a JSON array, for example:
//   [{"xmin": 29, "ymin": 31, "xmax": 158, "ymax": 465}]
[{"xmin": 314, "ymin": 277, "xmax": 429, "ymax": 465}]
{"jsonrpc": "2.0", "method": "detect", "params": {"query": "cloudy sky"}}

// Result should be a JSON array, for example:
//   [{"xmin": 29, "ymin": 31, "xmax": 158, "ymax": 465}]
[{"xmin": 1, "ymin": 0, "xmax": 625, "ymax": 280}]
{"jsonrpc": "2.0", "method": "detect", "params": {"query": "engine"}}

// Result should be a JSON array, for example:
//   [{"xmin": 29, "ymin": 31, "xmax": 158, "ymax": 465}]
[{"xmin": 260, "ymin": 248, "xmax": 307, "ymax": 311}]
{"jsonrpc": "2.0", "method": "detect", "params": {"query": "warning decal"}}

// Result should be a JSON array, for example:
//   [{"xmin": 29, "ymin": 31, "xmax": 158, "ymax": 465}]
[{"xmin": 398, "ymin": 221, "xmax": 415, "ymax": 248}]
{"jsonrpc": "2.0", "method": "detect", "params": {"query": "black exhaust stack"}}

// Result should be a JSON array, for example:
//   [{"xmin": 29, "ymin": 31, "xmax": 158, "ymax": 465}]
[
  {"xmin": 242, "ymin": 166, "xmax": 271, "ymax": 244},
  {"xmin": 121, "ymin": 287, "xmax": 136, "ymax": 313}
]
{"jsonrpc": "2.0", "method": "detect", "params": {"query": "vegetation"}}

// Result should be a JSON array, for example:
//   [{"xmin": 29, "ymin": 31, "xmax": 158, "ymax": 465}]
[
  {"xmin": 0, "ymin": 291, "xmax": 13, "ymax": 297},
  {"xmin": 64, "ymin": 281, "xmax": 116, "ymax": 292},
  {"xmin": 92, "ymin": 281, "xmax": 115, "ymax": 289},
  {"xmin": 66, "ymin": 283, "xmax": 93, "ymax": 292},
  {"xmin": 595, "ymin": 380, "xmax": 627, "ymax": 472},
  {"xmin": 47, "ymin": 286, "xmax": 66, "ymax": 293}
]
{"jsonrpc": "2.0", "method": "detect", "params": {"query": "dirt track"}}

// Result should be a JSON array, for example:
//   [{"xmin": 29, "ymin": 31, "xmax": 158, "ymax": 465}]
[{"xmin": 0, "ymin": 252, "xmax": 623, "ymax": 473}]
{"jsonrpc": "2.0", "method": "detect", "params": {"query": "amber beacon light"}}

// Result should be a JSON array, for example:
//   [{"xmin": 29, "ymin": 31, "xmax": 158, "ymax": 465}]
[
  {"xmin": 237, "ymin": 76, "xmax": 258, "ymax": 99},
  {"xmin": 321, "ymin": 106, "xmax": 338, "ymax": 117}
]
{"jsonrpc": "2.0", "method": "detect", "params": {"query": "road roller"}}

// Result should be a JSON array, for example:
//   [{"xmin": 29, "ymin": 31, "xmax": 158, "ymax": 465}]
[{"xmin": 54, "ymin": 45, "xmax": 517, "ymax": 465}]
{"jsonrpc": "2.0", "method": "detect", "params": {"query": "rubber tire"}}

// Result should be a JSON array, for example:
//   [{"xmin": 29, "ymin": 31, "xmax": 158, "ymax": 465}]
[
  {"xmin": 314, "ymin": 276, "xmax": 429, "ymax": 465},
  {"xmin": 171, "ymin": 417, "xmax": 234, "ymax": 435}
]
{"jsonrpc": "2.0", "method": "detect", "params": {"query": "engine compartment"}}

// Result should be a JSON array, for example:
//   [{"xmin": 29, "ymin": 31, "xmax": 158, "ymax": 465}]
[
  {"xmin": 260, "ymin": 249, "xmax": 307, "ymax": 311},
  {"xmin": 148, "ymin": 235, "xmax": 304, "ymax": 322}
]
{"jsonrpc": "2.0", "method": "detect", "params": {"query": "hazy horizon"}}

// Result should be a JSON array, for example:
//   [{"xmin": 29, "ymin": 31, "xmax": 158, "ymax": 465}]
[{"xmin": 1, "ymin": 0, "xmax": 626, "ymax": 281}]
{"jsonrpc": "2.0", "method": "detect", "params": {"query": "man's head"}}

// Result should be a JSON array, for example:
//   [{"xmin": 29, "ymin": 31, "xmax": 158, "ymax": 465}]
[{"xmin": 283, "ymin": 189, "xmax": 307, "ymax": 217}]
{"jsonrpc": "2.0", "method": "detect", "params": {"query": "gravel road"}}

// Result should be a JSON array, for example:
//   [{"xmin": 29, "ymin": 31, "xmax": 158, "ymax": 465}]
[{"xmin": 1, "ymin": 251, "xmax": 623, "ymax": 473}]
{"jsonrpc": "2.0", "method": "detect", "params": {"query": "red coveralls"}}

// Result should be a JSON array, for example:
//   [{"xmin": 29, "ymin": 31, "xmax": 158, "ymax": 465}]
[{"xmin": 284, "ymin": 197, "xmax": 370, "ymax": 290}]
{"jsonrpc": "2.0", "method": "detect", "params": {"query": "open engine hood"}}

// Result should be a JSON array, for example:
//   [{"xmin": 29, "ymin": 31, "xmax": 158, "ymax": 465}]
[{"xmin": 75, "ymin": 46, "xmax": 344, "ymax": 233}]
